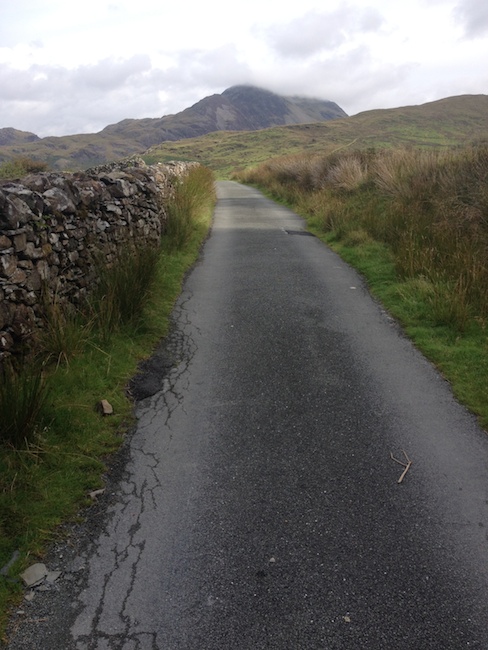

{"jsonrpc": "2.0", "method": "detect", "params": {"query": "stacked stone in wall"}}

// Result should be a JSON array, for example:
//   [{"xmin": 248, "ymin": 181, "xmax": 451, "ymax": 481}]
[{"xmin": 0, "ymin": 158, "xmax": 197, "ymax": 358}]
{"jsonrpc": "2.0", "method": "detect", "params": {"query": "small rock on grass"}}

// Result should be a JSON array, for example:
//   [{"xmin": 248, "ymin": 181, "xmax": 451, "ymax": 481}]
[{"xmin": 96, "ymin": 399, "xmax": 114, "ymax": 416}]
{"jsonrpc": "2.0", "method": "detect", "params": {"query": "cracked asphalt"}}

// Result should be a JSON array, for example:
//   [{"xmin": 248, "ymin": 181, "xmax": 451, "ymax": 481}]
[{"xmin": 6, "ymin": 181, "xmax": 488, "ymax": 649}]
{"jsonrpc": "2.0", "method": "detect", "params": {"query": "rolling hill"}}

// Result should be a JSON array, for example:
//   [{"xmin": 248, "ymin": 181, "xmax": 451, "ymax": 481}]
[
  {"xmin": 0, "ymin": 85, "xmax": 346, "ymax": 171},
  {"xmin": 143, "ymin": 94, "xmax": 488, "ymax": 177}
]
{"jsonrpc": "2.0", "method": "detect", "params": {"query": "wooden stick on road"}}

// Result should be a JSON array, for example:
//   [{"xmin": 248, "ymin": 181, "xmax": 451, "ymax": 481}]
[{"xmin": 390, "ymin": 450, "xmax": 412, "ymax": 484}]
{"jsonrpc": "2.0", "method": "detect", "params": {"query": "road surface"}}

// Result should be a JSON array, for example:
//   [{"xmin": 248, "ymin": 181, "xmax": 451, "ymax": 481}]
[{"xmin": 7, "ymin": 181, "xmax": 488, "ymax": 649}]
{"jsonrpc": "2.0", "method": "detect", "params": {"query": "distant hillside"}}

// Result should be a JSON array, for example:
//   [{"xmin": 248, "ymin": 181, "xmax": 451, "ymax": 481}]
[
  {"xmin": 143, "ymin": 94, "xmax": 488, "ymax": 178},
  {"xmin": 0, "ymin": 86, "xmax": 346, "ymax": 171},
  {"xmin": 0, "ymin": 127, "xmax": 40, "ymax": 146}
]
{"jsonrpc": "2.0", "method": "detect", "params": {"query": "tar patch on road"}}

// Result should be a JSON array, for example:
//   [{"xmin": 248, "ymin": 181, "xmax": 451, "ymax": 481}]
[
  {"xmin": 128, "ymin": 321, "xmax": 185, "ymax": 402},
  {"xmin": 282, "ymin": 229, "xmax": 316, "ymax": 237}
]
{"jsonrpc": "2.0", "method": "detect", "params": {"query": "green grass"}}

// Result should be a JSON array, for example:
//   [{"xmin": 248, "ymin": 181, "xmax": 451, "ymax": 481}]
[
  {"xmin": 317, "ymin": 234, "xmax": 488, "ymax": 432},
  {"xmin": 0, "ymin": 171, "xmax": 215, "ymax": 640}
]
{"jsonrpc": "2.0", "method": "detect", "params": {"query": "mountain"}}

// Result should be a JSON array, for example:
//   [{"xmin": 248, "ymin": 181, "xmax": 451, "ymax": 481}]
[
  {"xmin": 0, "ymin": 86, "xmax": 347, "ymax": 171},
  {"xmin": 101, "ymin": 86, "xmax": 346, "ymax": 143}
]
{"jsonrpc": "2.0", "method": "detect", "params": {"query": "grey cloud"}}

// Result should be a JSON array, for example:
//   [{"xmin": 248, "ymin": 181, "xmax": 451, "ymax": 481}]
[
  {"xmin": 454, "ymin": 0, "xmax": 488, "ymax": 37},
  {"xmin": 171, "ymin": 46, "xmax": 252, "ymax": 87},
  {"xmin": 264, "ymin": 5, "xmax": 384, "ymax": 59},
  {"xmin": 0, "ymin": 55, "xmax": 156, "ymax": 103},
  {"xmin": 76, "ymin": 55, "xmax": 153, "ymax": 90},
  {"xmin": 0, "ymin": 57, "xmax": 170, "ymax": 136},
  {"xmin": 359, "ymin": 7, "xmax": 384, "ymax": 31},
  {"xmin": 140, "ymin": 46, "xmax": 255, "ymax": 115},
  {"xmin": 0, "ymin": 47, "xmax": 253, "ymax": 136},
  {"xmin": 249, "ymin": 45, "xmax": 415, "ymax": 115}
]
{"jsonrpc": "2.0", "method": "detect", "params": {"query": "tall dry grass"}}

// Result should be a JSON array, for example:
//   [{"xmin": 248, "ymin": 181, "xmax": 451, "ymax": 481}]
[
  {"xmin": 164, "ymin": 165, "xmax": 216, "ymax": 250},
  {"xmin": 325, "ymin": 154, "xmax": 369, "ymax": 192}
]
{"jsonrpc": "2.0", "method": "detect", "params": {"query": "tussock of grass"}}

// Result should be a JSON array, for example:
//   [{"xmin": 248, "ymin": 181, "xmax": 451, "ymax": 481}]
[
  {"xmin": 0, "ymin": 359, "xmax": 48, "ymax": 449},
  {"xmin": 326, "ymin": 154, "xmax": 369, "ymax": 192},
  {"xmin": 88, "ymin": 244, "xmax": 161, "ymax": 342},
  {"xmin": 37, "ymin": 291, "xmax": 91, "ymax": 367}
]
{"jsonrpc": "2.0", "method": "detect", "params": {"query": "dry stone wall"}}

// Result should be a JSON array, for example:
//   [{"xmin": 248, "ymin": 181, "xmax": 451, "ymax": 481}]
[{"xmin": 0, "ymin": 158, "xmax": 196, "ymax": 358}]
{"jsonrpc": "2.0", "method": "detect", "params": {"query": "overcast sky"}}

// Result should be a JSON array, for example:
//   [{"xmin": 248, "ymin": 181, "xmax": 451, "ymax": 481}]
[{"xmin": 0, "ymin": 0, "xmax": 487, "ymax": 137}]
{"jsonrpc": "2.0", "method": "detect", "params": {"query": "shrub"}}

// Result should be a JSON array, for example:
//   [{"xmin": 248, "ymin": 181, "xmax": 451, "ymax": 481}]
[{"xmin": 0, "ymin": 157, "xmax": 48, "ymax": 179}]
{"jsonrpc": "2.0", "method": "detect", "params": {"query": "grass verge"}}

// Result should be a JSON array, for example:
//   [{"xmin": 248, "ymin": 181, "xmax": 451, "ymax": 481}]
[
  {"xmin": 322, "ymin": 236, "xmax": 488, "ymax": 431},
  {"xmin": 0, "ymin": 173, "xmax": 215, "ymax": 640}
]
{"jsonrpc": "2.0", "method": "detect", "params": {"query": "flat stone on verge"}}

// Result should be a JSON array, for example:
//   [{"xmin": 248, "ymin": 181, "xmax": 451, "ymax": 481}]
[{"xmin": 20, "ymin": 563, "xmax": 48, "ymax": 588}]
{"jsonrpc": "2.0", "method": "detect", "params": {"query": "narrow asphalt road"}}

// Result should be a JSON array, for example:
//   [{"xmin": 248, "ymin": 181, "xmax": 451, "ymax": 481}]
[{"xmin": 7, "ymin": 181, "xmax": 488, "ymax": 649}]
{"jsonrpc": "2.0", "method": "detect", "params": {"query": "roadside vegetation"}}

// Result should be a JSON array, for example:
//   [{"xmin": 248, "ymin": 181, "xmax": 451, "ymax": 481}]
[
  {"xmin": 236, "ymin": 145, "xmax": 488, "ymax": 430},
  {"xmin": 0, "ymin": 165, "xmax": 216, "ymax": 639},
  {"xmin": 0, "ymin": 157, "xmax": 48, "ymax": 179}
]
